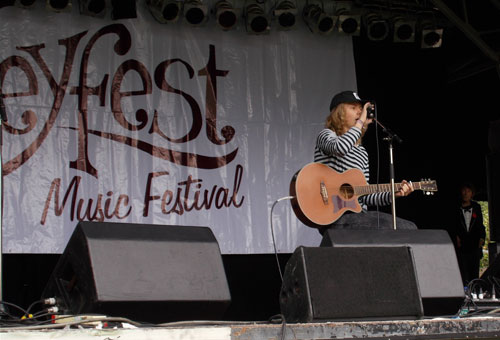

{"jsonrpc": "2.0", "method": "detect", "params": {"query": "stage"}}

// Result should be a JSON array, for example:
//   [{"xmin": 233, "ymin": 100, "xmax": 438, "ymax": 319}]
[{"xmin": 1, "ymin": 315, "xmax": 500, "ymax": 339}]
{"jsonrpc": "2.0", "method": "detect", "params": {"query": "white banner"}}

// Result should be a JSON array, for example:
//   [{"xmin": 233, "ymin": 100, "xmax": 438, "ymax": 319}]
[{"xmin": 0, "ymin": 3, "xmax": 357, "ymax": 254}]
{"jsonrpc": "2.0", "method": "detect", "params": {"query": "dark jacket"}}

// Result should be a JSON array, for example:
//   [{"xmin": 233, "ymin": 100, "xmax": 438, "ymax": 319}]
[{"xmin": 454, "ymin": 201, "xmax": 486, "ymax": 252}]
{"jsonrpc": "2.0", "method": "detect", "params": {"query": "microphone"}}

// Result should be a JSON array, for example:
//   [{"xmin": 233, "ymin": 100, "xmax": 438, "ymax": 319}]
[{"xmin": 367, "ymin": 102, "xmax": 375, "ymax": 118}]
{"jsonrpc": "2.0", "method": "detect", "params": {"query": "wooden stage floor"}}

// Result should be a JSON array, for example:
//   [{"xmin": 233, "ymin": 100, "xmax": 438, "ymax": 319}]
[{"xmin": 1, "ymin": 315, "xmax": 500, "ymax": 340}]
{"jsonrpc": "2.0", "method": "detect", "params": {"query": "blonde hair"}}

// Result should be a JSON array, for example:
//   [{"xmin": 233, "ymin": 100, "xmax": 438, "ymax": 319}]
[{"xmin": 325, "ymin": 102, "xmax": 365, "ymax": 144}]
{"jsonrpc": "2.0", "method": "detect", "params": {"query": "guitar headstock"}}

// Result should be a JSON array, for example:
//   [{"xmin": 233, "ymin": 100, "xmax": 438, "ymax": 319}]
[{"xmin": 419, "ymin": 179, "xmax": 437, "ymax": 195}]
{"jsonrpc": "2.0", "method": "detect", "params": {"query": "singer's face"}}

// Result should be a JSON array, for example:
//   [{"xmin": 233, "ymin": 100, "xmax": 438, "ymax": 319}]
[{"xmin": 343, "ymin": 103, "xmax": 363, "ymax": 129}]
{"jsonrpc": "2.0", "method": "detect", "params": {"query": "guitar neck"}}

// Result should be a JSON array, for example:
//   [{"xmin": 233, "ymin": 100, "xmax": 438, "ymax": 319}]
[{"xmin": 355, "ymin": 182, "xmax": 425, "ymax": 196}]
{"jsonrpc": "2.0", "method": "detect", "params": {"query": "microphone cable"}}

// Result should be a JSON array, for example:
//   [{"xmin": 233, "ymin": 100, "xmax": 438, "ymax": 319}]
[{"xmin": 270, "ymin": 195, "xmax": 294, "ymax": 282}]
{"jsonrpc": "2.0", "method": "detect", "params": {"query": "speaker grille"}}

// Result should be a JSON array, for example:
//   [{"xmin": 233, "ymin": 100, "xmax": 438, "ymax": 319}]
[
  {"xmin": 320, "ymin": 229, "xmax": 465, "ymax": 316},
  {"xmin": 280, "ymin": 246, "xmax": 423, "ymax": 322},
  {"xmin": 42, "ymin": 222, "xmax": 231, "ymax": 323}
]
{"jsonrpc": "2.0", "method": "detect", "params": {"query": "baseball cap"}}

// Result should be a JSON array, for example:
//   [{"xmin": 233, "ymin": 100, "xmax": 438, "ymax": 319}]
[{"xmin": 329, "ymin": 91, "xmax": 364, "ymax": 111}]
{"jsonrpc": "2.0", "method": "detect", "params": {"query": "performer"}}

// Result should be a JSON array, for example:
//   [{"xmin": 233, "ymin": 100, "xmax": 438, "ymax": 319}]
[
  {"xmin": 315, "ymin": 90, "xmax": 416, "ymax": 233},
  {"xmin": 453, "ymin": 182, "xmax": 485, "ymax": 285}
]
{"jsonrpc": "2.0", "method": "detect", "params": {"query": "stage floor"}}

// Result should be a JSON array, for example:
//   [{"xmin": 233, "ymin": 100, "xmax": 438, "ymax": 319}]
[{"xmin": 1, "ymin": 316, "xmax": 500, "ymax": 340}]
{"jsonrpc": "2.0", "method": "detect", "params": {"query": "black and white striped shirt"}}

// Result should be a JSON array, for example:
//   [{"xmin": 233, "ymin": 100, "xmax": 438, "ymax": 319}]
[{"xmin": 314, "ymin": 127, "xmax": 391, "ymax": 209}]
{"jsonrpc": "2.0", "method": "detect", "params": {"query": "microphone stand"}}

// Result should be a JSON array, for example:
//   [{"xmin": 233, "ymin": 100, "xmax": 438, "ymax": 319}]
[{"xmin": 372, "ymin": 116, "xmax": 402, "ymax": 230}]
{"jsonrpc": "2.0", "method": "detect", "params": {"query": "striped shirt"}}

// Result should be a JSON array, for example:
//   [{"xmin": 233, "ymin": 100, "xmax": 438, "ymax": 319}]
[{"xmin": 314, "ymin": 127, "xmax": 391, "ymax": 209}]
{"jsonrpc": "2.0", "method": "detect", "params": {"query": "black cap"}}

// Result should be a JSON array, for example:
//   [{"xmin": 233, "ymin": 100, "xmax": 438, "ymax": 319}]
[{"xmin": 329, "ymin": 91, "xmax": 363, "ymax": 111}]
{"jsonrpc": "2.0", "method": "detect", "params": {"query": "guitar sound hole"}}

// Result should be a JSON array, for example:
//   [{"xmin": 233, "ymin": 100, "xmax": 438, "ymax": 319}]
[{"xmin": 339, "ymin": 183, "xmax": 354, "ymax": 199}]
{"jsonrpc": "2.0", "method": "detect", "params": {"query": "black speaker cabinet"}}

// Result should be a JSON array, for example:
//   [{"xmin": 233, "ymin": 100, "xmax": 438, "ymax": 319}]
[
  {"xmin": 481, "ymin": 245, "xmax": 500, "ymax": 288},
  {"xmin": 280, "ymin": 246, "xmax": 423, "ymax": 322},
  {"xmin": 42, "ymin": 222, "xmax": 231, "ymax": 323},
  {"xmin": 320, "ymin": 229, "xmax": 465, "ymax": 316}
]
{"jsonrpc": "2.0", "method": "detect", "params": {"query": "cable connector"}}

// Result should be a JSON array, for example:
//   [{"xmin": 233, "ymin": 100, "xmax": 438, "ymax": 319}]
[
  {"xmin": 47, "ymin": 306, "xmax": 59, "ymax": 314},
  {"xmin": 44, "ymin": 297, "xmax": 57, "ymax": 306}
]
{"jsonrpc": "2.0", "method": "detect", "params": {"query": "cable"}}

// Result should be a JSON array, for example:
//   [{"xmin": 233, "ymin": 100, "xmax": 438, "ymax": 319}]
[
  {"xmin": 25, "ymin": 299, "xmax": 44, "ymax": 316},
  {"xmin": 268, "ymin": 314, "xmax": 292, "ymax": 340},
  {"xmin": 156, "ymin": 319, "xmax": 268, "ymax": 327},
  {"xmin": 270, "ymin": 196, "xmax": 294, "ymax": 282},
  {"xmin": 25, "ymin": 297, "xmax": 57, "ymax": 317},
  {"xmin": 0, "ymin": 301, "xmax": 28, "ymax": 316},
  {"xmin": 0, "ymin": 316, "xmax": 143, "ymax": 330},
  {"xmin": 280, "ymin": 315, "xmax": 287, "ymax": 340},
  {"xmin": 467, "ymin": 278, "xmax": 487, "ymax": 298}
]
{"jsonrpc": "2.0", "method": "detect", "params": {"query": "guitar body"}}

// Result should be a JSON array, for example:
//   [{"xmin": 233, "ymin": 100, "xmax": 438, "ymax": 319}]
[{"xmin": 290, "ymin": 163, "xmax": 367, "ymax": 228}]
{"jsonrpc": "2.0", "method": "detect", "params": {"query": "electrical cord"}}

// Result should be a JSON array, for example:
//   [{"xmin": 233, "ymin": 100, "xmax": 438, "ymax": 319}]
[
  {"xmin": 25, "ymin": 299, "xmax": 45, "ymax": 316},
  {"xmin": 270, "ymin": 196, "xmax": 294, "ymax": 282},
  {"xmin": 268, "ymin": 197, "xmax": 300, "ymax": 339},
  {"xmin": 268, "ymin": 314, "xmax": 295, "ymax": 340},
  {"xmin": 0, "ymin": 316, "xmax": 143, "ymax": 330},
  {"xmin": 457, "ymin": 278, "xmax": 500, "ymax": 317},
  {"xmin": 0, "ymin": 301, "xmax": 28, "ymax": 316},
  {"xmin": 0, "ymin": 309, "xmax": 20, "ymax": 321},
  {"xmin": 156, "ymin": 319, "xmax": 268, "ymax": 327},
  {"xmin": 468, "ymin": 278, "xmax": 487, "ymax": 299}
]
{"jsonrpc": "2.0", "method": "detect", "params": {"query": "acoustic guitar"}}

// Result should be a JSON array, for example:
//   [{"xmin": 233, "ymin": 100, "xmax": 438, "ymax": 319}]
[{"xmin": 289, "ymin": 162, "xmax": 438, "ymax": 228}]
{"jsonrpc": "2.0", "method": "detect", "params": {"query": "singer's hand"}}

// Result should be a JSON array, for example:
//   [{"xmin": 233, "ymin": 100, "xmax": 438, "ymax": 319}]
[{"xmin": 361, "ymin": 102, "xmax": 374, "ymax": 126}]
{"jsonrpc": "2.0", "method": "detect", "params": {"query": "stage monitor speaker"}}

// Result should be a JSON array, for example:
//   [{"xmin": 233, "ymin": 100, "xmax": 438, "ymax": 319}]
[
  {"xmin": 481, "ymin": 245, "xmax": 500, "ymax": 289},
  {"xmin": 280, "ymin": 246, "xmax": 423, "ymax": 322},
  {"xmin": 42, "ymin": 222, "xmax": 231, "ymax": 323},
  {"xmin": 487, "ymin": 242, "xmax": 500, "ymax": 268},
  {"xmin": 320, "ymin": 229, "xmax": 464, "ymax": 316}
]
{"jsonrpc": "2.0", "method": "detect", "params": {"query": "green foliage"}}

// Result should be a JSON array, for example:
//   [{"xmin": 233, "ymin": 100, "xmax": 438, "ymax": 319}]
[{"xmin": 479, "ymin": 201, "xmax": 490, "ymax": 273}]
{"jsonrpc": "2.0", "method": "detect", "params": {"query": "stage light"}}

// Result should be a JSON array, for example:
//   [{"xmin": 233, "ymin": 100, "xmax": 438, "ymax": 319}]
[
  {"xmin": 79, "ymin": 0, "xmax": 106, "ymax": 18},
  {"xmin": 338, "ymin": 13, "xmax": 360, "ymax": 35},
  {"xmin": 215, "ymin": 0, "xmax": 238, "ymax": 31},
  {"xmin": 365, "ymin": 12, "xmax": 389, "ymax": 41},
  {"xmin": 334, "ymin": 1, "xmax": 360, "ymax": 36},
  {"xmin": 303, "ymin": 2, "xmax": 335, "ymax": 35},
  {"xmin": 147, "ymin": 0, "xmax": 181, "ymax": 23},
  {"xmin": 245, "ymin": 1, "xmax": 270, "ymax": 35},
  {"xmin": 421, "ymin": 26, "xmax": 443, "ymax": 48},
  {"xmin": 274, "ymin": 0, "xmax": 297, "ymax": 30},
  {"xmin": 46, "ymin": 0, "xmax": 71, "ymax": 12},
  {"xmin": 184, "ymin": 0, "xmax": 208, "ymax": 26},
  {"xmin": 393, "ymin": 16, "xmax": 415, "ymax": 43},
  {"xmin": 15, "ymin": 0, "xmax": 36, "ymax": 8},
  {"xmin": 111, "ymin": 0, "xmax": 137, "ymax": 20}
]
